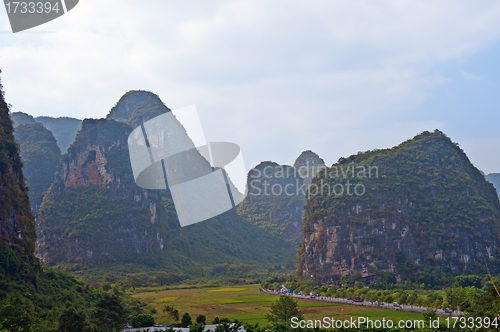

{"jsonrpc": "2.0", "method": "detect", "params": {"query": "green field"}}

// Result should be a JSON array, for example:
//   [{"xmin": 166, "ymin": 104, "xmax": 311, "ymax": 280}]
[{"xmin": 133, "ymin": 284, "xmax": 426, "ymax": 326}]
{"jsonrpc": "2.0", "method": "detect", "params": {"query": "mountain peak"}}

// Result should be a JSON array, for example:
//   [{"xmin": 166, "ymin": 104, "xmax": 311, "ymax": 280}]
[
  {"xmin": 107, "ymin": 90, "xmax": 170, "ymax": 126},
  {"xmin": 293, "ymin": 150, "xmax": 325, "ymax": 169}
]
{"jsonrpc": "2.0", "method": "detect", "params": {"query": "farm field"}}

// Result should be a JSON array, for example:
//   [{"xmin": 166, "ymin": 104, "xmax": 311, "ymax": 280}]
[{"xmin": 132, "ymin": 284, "xmax": 426, "ymax": 326}]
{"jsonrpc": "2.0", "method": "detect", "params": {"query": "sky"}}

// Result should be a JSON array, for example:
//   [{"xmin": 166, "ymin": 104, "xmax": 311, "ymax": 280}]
[{"xmin": 1, "ymin": 0, "xmax": 499, "ymax": 173}]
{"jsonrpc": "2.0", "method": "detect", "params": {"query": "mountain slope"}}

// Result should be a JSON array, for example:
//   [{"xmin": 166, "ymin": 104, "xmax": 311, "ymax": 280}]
[
  {"xmin": 10, "ymin": 111, "xmax": 82, "ymax": 153},
  {"xmin": 107, "ymin": 90, "xmax": 170, "ymax": 127},
  {"xmin": 13, "ymin": 123, "xmax": 61, "ymax": 214},
  {"xmin": 35, "ymin": 116, "xmax": 83, "ymax": 153},
  {"xmin": 10, "ymin": 111, "xmax": 36, "ymax": 126},
  {"xmin": 0, "ymin": 74, "xmax": 131, "ymax": 331},
  {"xmin": 486, "ymin": 173, "xmax": 500, "ymax": 198},
  {"xmin": 298, "ymin": 130, "xmax": 500, "ymax": 285},
  {"xmin": 237, "ymin": 151, "xmax": 325, "ymax": 250}
]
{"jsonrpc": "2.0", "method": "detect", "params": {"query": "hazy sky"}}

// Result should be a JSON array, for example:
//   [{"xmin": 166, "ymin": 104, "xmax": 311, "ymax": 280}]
[{"xmin": 1, "ymin": 1, "xmax": 500, "ymax": 173}]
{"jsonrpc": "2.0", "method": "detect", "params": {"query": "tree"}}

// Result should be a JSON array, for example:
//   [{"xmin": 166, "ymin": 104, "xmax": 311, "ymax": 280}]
[
  {"xmin": 214, "ymin": 321, "xmax": 242, "ymax": 332},
  {"xmin": 163, "ymin": 305, "xmax": 179, "ymax": 322},
  {"xmin": 101, "ymin": 282, "xmax": 112, "ymax": 292},
  {"xmin": 423, "ymin": 308, "xmax": 437, "ymax": 323},
  {"xmin": 398, "ymin": 293, "xmax": 408, "ymax": 307},
  {"xmin": 90, "ymin": 293, "xmax": 130, "ymax": 332},
  {"xmin": 265, "ymin": 296, "xmax": 304, "ymax": 324},
  {"xmin": 189, "ymin": 322, "xmax": 205, "ymax": 332},
  {"xmin": 131, "ymin": 314, "xmax": 155, "ymax": 328},
  {"xmin": 381, "ymin": 272, "xmax": 396, "ymax": 285},
  {"xmin": 196, "ymin": 314, "xmax": 206, "ymax": 325},
  {"xmin": 181, "ymin": 312, "xmax": 192, "ymax": 327},
  {"xmin": 57, "ymin": 306, "xmax": 91, "ymax": 332}
]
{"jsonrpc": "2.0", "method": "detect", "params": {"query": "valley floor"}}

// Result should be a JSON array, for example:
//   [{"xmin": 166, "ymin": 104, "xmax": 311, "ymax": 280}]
[{"xmin": 132, "ymin": 284, "xmax": 428, "ymax": 327}]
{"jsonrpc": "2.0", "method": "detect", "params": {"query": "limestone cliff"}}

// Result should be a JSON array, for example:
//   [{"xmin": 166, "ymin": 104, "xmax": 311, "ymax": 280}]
[
  {"xmin": 298, "ymin": 131, "xmax": 500, "ymax": 284},
  {"xmin": 36, "ymin": 119, "xmax": 170, "ymax": 264}
]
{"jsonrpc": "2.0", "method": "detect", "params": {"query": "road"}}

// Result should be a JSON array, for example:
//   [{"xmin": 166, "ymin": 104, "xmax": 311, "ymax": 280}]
[{"xmin": 261, "ymin": 289, "xmax": 462, "ymax": 317}]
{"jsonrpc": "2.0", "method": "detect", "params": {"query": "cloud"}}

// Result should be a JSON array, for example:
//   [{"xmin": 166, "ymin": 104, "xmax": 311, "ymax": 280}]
[
  {"xmin": 1, "ymin": 0, "xmax": 500, "ymax": 170},
  {"xmin": 461, "ymin": 70, "xmax": 485, "ymax": 81}
]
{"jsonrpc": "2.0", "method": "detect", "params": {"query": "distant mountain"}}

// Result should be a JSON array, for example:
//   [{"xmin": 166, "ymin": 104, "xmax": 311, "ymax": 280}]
[
  {"xmin": 37, "ymin": 91, "xmax": 294, "ymax": 274},
  {"xmin": 13, "ymin": 123, "xmax": 61, "ymax": 214},
  {"xmin": 107, "ymin": 90, "xmax": 170, "ymax": 127},
  {"xmin": 10, "ymin": 111, "xmax": 36, "ymax": 126},
  {"xmin": 298, "ymin": 130, "xmax": 500, "ymax": 285},
  {"xmin": 486, "ymin": 173, "xmax": 500, "ymax": 198},
  {"xmin": 237, "ymin": 151, "xmax": 325, "ymax": 250},
  {"xmin": 35, "ymin": 116, "xmax": 82, "ymax": 153},
  {"xmin": 10, "ymin": 111, "xmax": 82, "ymax": 153}
]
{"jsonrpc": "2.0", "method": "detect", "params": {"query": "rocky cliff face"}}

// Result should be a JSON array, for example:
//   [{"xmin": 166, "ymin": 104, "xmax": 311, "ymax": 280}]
[
  {"xmin": 0, "ymin": 81, "xmax": 37, "ymax": 259},
  {"xmin": 237, "ymin": 151, "xmax": 325, "ymax": 250},
  {"xmin": 13, "ymin": 123, "xmax": 61, "ymax": 215},
  {"xmin": 36, "ymin": 119, "xmax": 170, "ymax": 264},
  {"xmin": 298, "ymin": 131, "xmax": 500, "ymax": 284}
]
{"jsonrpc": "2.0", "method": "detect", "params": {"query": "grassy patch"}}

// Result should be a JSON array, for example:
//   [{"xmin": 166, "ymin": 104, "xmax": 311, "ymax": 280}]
[
  {"xmin": 352, "ymin": 310, "xmax": 426, "ymax": 321},
  {"xmin": 225, "ymin": 313, "xmax": 268, "ymax": 326},
  {"xmin": 297, "ymin": 301, "xmax": 341, "ymax": 308},
  {"xmin": 228, "ymin": 296, "xmax": 274, "ymax": 304},
  {"xmin": 191, "ymin": 299, "xmax": 244, "ymax": 304},
  {"xmin": 156, "ymin": 296, "xmax": 179, "ymax": 303},
  {"xmin": 207, "ymin": 288, "xmax": 248, "ymax": 293}
]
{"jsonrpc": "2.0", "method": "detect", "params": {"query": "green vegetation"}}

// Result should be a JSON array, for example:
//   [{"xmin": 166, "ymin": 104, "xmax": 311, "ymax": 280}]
[
  {"xmin": 131, "ymin": 313, "xmax": 155, "ymax": 328},
  {"xmin": 0, "ymin": 76, "xmax": 149, "ymax": 331},
  {"xmin": 181, "ymin": 312, "xmax": 192, "ymax": 327},
  {"xmin": 132, "ymin": 283, "xmax": 426, "ymax": 328},
  {"xmin": 265, "ymin": 296, "xmax": 304, "ymax": 323}
]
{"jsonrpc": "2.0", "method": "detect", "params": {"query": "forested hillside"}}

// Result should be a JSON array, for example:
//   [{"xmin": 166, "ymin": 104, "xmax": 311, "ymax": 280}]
[
  {"xmin": 298, "ymin": 130, "xmax": 500, "ymax": 285},
  {"xmin": 237, "ymin": 151, "xmax": 325, "ymax": 250}
]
